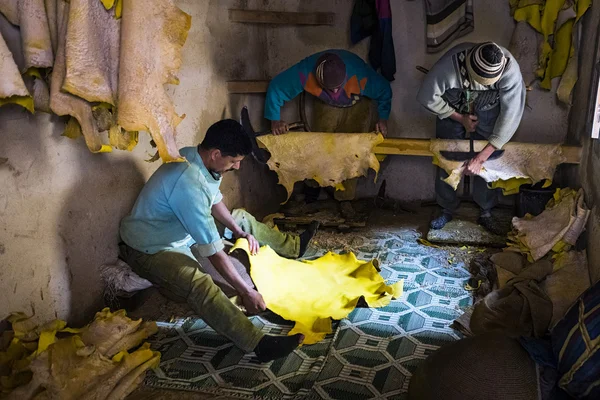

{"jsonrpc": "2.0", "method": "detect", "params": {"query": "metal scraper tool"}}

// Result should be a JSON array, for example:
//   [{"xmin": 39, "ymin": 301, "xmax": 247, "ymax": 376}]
[
  {"xmin": 439, "ymin": 91, "xmax": 504, "ymax": 162},
  {"xmin": 439, "ymin": 139, "xmax": 505, "ymax": 162}
]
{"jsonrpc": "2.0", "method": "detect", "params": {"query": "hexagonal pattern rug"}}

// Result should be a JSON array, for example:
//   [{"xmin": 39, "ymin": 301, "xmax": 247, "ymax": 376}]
[{"xmin": 145, "ymin": 228, "xmax": 472, "ymax": 399}]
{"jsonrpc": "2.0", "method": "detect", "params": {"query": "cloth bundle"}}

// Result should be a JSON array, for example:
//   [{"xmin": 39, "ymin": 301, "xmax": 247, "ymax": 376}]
[
  {"xmin": 424, "ymin": 0, "xmax": 475, "ymax": 54},
  {"xmin": 470, "ymin": 259, "xmax": 554, "ymax": 338}
]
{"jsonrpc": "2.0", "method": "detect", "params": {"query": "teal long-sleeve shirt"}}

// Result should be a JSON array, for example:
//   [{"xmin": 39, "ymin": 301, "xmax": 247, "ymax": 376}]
[{"xmin": 264, "ymin": 49, "xmax": 392, "ymax": 121}]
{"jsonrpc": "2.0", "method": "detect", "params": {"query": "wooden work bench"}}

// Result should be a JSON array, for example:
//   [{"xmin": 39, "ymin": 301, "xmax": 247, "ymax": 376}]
[{"xmin": 374, "ymin": 138, "xmax": 582, "ymax": 164}]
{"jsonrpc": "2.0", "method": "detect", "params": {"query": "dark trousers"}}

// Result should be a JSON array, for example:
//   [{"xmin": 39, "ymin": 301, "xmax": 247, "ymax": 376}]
[{"xmin": 436, "ymin": 106, "xmax": 500, "ymax": 213}]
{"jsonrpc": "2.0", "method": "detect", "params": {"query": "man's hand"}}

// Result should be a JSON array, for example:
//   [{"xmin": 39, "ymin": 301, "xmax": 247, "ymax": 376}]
[
  {"xmin": 465, "ymin": 154, "xmax": 486, "ymax": 175},
  {"xmin": 465, "ymin": 144, "xmax": 496, "ymax": 175},
  {"xmin": 236, "ymin": 232, "xmax": 260, "ymax": 255},
  {"xmin": 241, "ymin": 289, "xmax": 266, "ymax": 314},
  {"xmin": 449, "ymin": 112, "xmax": 478, "ymax": 133},
  {"xmin": 460, "ymin": 114, "xmax": 479, "ymax": 133},
  {"xmin": 271, "ymin": 120, "xmax": 289, "ymax": 135},
  {"xmin": 375, "ymin": 119, "xmax": 388, "ymax": 137}
]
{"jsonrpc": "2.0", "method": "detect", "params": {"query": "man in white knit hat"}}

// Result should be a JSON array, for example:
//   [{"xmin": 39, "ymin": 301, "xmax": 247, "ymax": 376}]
[{"xmin": 417, "ymin": 42, "xmax": 526, "ymax": 234}]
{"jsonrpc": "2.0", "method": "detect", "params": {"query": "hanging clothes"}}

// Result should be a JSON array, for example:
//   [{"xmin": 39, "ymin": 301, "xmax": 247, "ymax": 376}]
[
  {"xmin": 350, "ymin": 0, "xmax": 396, "ymax": 81},
  {"xmin": 424, "ymin": 0, "xmax": 475, "ymax": 53}
]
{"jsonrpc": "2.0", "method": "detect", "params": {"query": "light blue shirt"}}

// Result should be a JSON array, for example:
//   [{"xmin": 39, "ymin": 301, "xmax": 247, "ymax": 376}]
[{"xmin": 120, "ymin": 146, "xmax": 225, "ymax": 256}]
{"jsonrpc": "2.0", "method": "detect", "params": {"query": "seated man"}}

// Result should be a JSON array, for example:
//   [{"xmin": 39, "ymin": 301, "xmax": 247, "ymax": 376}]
[{"xmin": 119, "ymin": 119, "xmax": 319, "ymax": 361}]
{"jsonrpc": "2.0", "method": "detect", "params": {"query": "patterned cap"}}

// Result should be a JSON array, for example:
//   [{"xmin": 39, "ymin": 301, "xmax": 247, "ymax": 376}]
[
  {"xmin": 466, "ymin": 42, "xmax": 506, "ymax": 86},
  {"xmin": 315, "ymin": 53, "xmax": 346, "ymax": 89}
]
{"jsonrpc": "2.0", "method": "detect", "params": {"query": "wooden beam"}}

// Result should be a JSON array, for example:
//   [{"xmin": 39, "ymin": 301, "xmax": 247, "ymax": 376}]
[
  {"xmin": 257, "ymin": 135, "xmax": 581, "ymax": 164},
  {"xmin": 559, "ymin": 145, "xmax": 583, "ymax": 164},
  {"xmin": 227, "ymin": 80, "xmax": 270, "ymax": 94},
  {"xmin": 374, "ymin": 138, "xmax": 432, "ymax": 157},
  {"xmin": 229, "ymin": 9, "xmax": 335, "ymax": 25},
  {"xmin": 373, "ymin": 138, "xmax": 581, "ymax": 164}
]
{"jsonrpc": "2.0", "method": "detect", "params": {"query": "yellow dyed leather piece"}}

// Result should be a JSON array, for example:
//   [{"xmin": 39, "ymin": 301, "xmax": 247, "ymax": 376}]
[
  {"xmin": 99, "ymin": 0, "xmax": 122, "ymax": 18},
  {"xmin": 490, "ymin": 178, "xmax": 551, "ymax": 195},
  {"xmin": 117, "ymin": 0, "xmax": 191, "ymax": 163},
  {"xmin": 64, "ymin": 0, "xmax": 120, "ymax": 106},
  {"xmin": 50, "ymin": 1, "xmax": 110, "ymax": 153},
  {"xmin": 258, "ymin": 132, "xmax": 384, "ymax": 203},
  {"xmin": 109, "ymin": 126, "xmax": 139, "ymax": 151},
  {"xmin": 2, "ymin": 308, "xmax": 159, "ymax": 399},
  {"xmin": 100, "ymin": 0, "xmax": 115, "ymax": 9},
  {"xmin": 511, "ymin": 0, "xmax": 591, "ymax": 100},
  {"xmin": 232, "ymin": 239, "xmax": 403, "ymax": 344},
  {"xmin": 0, "ymin": 96, "xmax": 34, "ymax": 113},
  {"xmin": 431, "ymin": 140, "xmax": 564, "ymax": 192},
  {"xmin": 0, "ymin": 32, "xmax": 33, "ymax": 113},
  {"xmin": 509, "ymin": 188, "xmax": 590, "ymax": 261},
  {"xmin": 115, "ymin": 0, "xmax": 122, "ymax": 18}
]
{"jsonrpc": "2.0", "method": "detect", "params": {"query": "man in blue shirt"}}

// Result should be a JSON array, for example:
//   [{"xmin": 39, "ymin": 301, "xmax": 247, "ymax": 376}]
[{"xmin": 119, "ymin": 119, "xmax": 318, "ymax": 361}]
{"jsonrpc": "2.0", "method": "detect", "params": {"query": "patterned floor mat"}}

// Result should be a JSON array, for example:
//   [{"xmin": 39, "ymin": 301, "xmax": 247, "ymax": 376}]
[
  {"xmin": 146, "ymin": 314, "xmax": 337, "ymax": 399},
  {"xmin": 145, "ymin": 226, "xmax": 473, "ymax": 399}
]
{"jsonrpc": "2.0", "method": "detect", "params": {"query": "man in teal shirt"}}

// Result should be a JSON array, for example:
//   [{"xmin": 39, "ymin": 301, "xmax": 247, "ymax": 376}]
[
  {"xmin": 265, "ymin": 49, "xmax": 392, "ymax": 136},
  {"xmin": 119, "ymin": 119, "xmax": 318, "ymax": 361},
  {"xmin": 264, "ymin": 50, "xmax": 392, "ymax": 202}
]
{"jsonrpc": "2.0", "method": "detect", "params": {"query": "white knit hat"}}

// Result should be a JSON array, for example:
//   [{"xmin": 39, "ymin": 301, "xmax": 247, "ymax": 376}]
[{"xmin": 466, "ymin": 42, "xmax": 507, "ymax": 86}]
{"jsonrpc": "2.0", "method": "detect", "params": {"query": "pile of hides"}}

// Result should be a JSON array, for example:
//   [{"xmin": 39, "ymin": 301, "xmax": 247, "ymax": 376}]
[
  {"xmin": 0, "ymin": 0, "xmax": 191, "ymax": 162},
  {"xmin": 232, "ymin": 239, "xmax": 403, "ymax": 344},
  {"xmin": 510, "ymin": 0, "xmax": 592, "ymax": 104},
  {"xmin": 466, "ymin": 187, "xmax": 591, "ymax": 339},
  {"xmin": 431, "ymin": 139, "xmax": 565, "ymax": 194},
  {"xmin": 508, "ymin": 188, "xmax": 590, "ymax": 262},
  {"xmin": 257, "ymin": 132, "xmax": 384, "ymax": 202},
  {"xmin": 0, "ymin": 308, "xmax": 159, "ymax": 399}
]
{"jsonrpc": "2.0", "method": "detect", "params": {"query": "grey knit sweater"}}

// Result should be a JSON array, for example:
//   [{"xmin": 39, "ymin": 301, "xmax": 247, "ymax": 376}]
[{"xmin": 417, "ymin": 43, "xmax": 526, "ymax": 149}]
